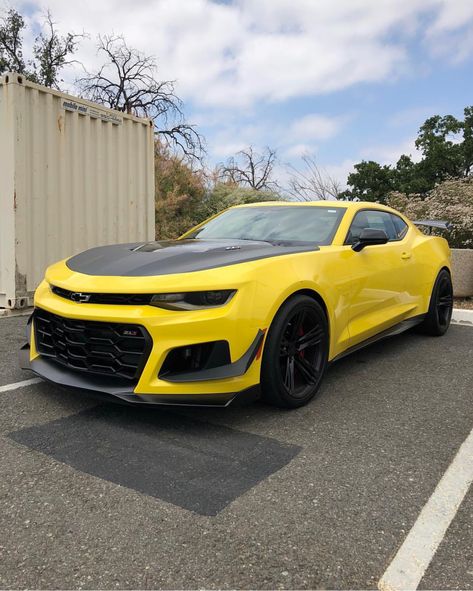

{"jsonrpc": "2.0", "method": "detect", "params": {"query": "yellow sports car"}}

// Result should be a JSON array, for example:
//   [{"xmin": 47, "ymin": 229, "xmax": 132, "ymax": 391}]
[{"xmin": 21, "ymin": 201, "xmax": 453, "ymax": 408}]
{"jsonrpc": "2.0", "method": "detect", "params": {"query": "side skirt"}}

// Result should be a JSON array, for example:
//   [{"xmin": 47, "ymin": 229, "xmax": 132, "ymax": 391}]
[{"xmin": 331, "ymin": 314, "xmax": 426, "ymax": 363}]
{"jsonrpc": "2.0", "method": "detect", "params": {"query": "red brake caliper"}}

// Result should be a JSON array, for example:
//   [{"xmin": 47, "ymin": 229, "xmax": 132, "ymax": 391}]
[{"xmin": 298, "ymin": 325, "xmax": 305, "ymax": 359}]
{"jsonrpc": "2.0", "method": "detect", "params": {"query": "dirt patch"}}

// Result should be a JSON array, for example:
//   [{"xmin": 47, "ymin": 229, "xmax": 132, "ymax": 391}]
[{"xmin": 454, "ymin": 297, "xmax": 473, "ymax": 310}]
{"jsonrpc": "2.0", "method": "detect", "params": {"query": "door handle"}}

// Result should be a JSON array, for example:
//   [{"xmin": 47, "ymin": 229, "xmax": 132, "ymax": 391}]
[{"xmin": 401, "ymin": 252, "xmax": 412, "ymax": 260}]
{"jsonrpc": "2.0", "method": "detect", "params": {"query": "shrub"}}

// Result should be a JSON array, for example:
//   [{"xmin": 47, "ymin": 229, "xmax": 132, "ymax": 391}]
[
  {"xmin": 387, "ymin": 178, "xmax": 473, "ymax": 248},
  {"xmin": 155, "ymin": 148, "xmax": 283, "ymax": 240},
  {"xmin": 196, "ymin": 183, "xmax": 282, "ymax": 220},
  {"xmin": 154, "ymin": 143, "xmax": 206, "ymax": 239}
]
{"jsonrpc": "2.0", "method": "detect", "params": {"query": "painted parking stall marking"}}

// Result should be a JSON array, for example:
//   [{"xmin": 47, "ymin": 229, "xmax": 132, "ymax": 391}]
[
  {"xmin": 0, "ymin": 378, "xmax": 42, "ymax": 393},
  {"xmin": 378, "ymin": 424, "xmax": 473, "ymax": 591}
]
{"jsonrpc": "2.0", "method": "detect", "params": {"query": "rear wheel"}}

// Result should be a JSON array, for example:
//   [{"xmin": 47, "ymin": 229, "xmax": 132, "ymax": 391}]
[
  {"xmin": 417, "ymin": 269, "xmax": 453, "ymax": 336},
  {"xmin": 261, "ymin": 295, "xmax": 328, "ymax": 408}
]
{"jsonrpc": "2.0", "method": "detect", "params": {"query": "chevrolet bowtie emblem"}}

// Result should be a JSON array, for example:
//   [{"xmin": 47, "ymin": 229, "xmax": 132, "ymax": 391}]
[{"xmin": 70, "ymin": 292, "xmax": 91, "ymax": 303}]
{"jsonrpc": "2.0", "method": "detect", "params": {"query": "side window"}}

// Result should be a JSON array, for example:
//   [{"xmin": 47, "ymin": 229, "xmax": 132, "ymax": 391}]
[
  {"xmin": 345, "ymin": 210, "xmax": 398, "ymax": 245},
  {"xmin": 391, "ymin": 214, "xmax": 408, "ymax": 240}
]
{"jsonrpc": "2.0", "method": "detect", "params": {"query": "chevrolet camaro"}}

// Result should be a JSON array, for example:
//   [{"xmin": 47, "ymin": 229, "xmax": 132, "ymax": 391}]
[{"xmin": 21, "ymin": 201, "xmax": 453, "ymax": 408}]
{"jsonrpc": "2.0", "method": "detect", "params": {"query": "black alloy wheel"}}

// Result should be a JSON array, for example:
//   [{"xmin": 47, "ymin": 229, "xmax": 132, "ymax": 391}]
[
  {"xmin": 261, "ymin": 295, "xmax": 328, "ymax": 408},
  {"xmin": 436, "ymin": 273, "xmax": 454, "ymax": 331},
  {"xmin": 418, "ymin": 269, "xmax": 453, "ymax": 336}
]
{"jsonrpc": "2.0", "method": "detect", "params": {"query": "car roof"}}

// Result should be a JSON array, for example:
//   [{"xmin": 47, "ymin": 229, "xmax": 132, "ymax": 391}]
[{"xmin": 231, "ymin": 200, "xmax": 399, "ymax": 214}]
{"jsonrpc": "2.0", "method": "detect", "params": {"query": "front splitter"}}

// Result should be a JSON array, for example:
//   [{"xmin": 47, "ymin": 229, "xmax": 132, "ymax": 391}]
[{"xmin": 20, "ymin": 346, "xmax": 259, "ymax": 407}]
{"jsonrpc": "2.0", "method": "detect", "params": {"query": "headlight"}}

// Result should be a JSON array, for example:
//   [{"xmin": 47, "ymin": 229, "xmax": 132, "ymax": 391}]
[{"xmin": 149, "ymin": 290, "xmax": 236, "ymax": 310}]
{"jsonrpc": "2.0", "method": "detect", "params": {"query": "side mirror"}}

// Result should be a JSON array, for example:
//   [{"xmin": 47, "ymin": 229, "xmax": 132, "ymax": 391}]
[{"xmin": 352, "ymin": 228, "xmax": 389, "ymax": 252}]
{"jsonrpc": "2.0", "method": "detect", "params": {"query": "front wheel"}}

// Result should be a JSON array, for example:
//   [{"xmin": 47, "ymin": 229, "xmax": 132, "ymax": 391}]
[
  {"xmin": 260, "ymin": 295, "xmax": 329, "ymax": 409},
  {"xmin": 417, "ymin": 269, "xmax": 453, "ymax": 336}
]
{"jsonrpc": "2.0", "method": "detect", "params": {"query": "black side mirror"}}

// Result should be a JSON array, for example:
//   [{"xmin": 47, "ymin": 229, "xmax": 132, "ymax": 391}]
[{"xmin": 352, "ymin": 228, "xmax": 389, "ymax": 251}]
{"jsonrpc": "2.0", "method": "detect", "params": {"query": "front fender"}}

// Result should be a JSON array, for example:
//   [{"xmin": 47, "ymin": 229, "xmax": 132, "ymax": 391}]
[{"xmin": 249, "ymin": 251, "xmax": 351, "ymax": 360}]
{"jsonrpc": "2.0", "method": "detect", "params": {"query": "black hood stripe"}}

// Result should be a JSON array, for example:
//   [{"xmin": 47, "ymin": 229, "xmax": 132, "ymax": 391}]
[{"xmin": 66, "ymin": 239, "xmax": 318, "ymax": 277}]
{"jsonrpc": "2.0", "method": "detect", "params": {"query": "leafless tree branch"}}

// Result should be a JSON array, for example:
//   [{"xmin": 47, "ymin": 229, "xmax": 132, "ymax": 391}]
[
  {"xmin": 218, "ymin": 146, "xmax": 279, "ymax": 191},
  {"xmin": 77, "ymin": 35, "xmax": 204, "ymax": 162},
  {"xmin": 287, "ymin": 154, "xmax": 341, "ymax": 201}
]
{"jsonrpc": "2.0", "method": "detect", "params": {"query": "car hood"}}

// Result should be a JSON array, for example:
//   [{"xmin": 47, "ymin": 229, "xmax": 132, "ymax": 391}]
[{"xmin": 66, "ymin": 239, "xmax": 318, "ymax": 277}]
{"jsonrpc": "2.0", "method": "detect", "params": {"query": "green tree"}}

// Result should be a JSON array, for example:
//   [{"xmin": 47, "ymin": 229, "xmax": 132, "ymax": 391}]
[
  {"xmin": 344, "ymin": 161, "xmax": 395, "ymax": 203},
  {"xmin": 394, "ymin": 154, "xmax": 433, "ymax": 195},
  {"xmin": 346, "ymin": 106, "xmax": 473, "ymax": 201},
  {"xmin": 0, "ymin": 8, "xmax": 28, "ymax": 76},
  {"xmin": 0, "ymin": 8, "xmax": 82, "ymax": 88},
  {"xmin": 462, "ymin": 106, "xmax": 473, "ymax": 177},
  {"xmin": 32, "ymin": 12, "xmax": 83, "ymax": 89},
  {"xmin": 414, "ymin": 114, "xmax": 464, "ymax": 185}
]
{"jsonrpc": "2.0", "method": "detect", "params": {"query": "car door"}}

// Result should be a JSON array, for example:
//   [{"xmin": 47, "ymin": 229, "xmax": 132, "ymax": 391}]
[{"xmin": 344, "ymin": 209, "xmax": 418, "ymax": 346}]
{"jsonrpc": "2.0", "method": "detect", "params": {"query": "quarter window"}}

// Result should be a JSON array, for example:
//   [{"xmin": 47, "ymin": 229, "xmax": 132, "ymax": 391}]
[
  {"xmin": 391, "ymin": 214, "xmax": 408, "ymax": 240},
  {"xmin": 345, "ymin": 210, "xmax": 405, "ymax": 245}
]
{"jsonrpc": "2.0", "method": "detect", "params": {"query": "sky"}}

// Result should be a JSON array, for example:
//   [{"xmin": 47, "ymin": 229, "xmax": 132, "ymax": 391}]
[{"xmin": 10, "ymin": 0, "xmax": 473, "ymax": 187}]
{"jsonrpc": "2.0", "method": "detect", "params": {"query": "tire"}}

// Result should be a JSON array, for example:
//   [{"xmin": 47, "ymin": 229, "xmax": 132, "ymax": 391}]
[
  {"xmin": 417, "ymin": 269, "xmax": 453, "ymax": 336},
  {"xmin": 260, "ymin": 295, "xmax": 329, "ymax": 409}
]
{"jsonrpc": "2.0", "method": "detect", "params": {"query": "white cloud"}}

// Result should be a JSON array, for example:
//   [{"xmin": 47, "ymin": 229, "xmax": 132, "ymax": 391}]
[
  {"xmin": 388, "ymin": 106, "xmax": 438, "ymax": 128},
  {"xmin": 208, "ymin": 119, "xmax": 271, "ymax": 160},
  {"xmin": 10, "ymin": 0, "xmax": 473, "ymax": 177},
  {"xmin": 289, "ymin": 114, "xmax": 345, "ymax": 142},
  {"xmin": 361, "ymin": 137, "xmax": 422, "ymax": 165},
  {"xmin": 283, "ymin": 143, "xmax": 315, "ymax": 159},
  {"xmin": 277, "ymin": 114, "xmax": 347, "ymax": 162},
  {"xmin": 13, "ymin": 0, "xmax": 473, "ymax": 109},
  {"xmin": 325, "ymin": 159, "xmax": 358, "ymax": 189},
  {"xmin": 425, "ymin": 0, "xmax": 473, "ymax": 62},
  {"xmin": 202, "ymin": 109, "xmax": 346, "ymax": 161},
  {"xmin": 428, "ymin": 0, "xmax": 473, "ymax": 34}
]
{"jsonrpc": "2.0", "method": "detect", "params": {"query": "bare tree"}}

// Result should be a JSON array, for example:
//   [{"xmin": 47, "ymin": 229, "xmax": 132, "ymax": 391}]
[
  {"xmin": 219, "ymin": 146, "xmax": 279, "ymax": 191},
  {"xmin": 288, "ymin": 154, "xmax": 341, "ymax": 201},
  {"xmin": 0, "ymin": 8, "xmax": 82, "ymax": 88},
  {"xmin": 77, "ymin": 35, "xmax": 204, "ymax": 161}
]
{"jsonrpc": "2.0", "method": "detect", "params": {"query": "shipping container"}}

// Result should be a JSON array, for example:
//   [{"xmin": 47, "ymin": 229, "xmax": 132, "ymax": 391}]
[{"xmin": 0, "ymin": 72, "xmax": 155, "ymax": 309}]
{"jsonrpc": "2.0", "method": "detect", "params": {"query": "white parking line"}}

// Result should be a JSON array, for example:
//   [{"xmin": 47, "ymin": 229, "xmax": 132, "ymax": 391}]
[
  {"xmin": 378, "ymin": 425, "xmax": 473, "ymax": 591},
  {"xmin": 0, "ymin": 378, "xmax": 43, "ymax": 393}
]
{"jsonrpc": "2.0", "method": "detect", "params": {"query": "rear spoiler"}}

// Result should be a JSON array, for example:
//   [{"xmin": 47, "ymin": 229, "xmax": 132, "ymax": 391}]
[{"xmin": 413, "ymin": 220, "xmax": 451, "ymax": 234}]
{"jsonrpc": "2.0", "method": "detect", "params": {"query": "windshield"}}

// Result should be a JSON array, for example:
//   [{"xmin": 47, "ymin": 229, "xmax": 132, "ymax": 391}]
[{"xmin": 185, "ymin": 206, "xmax": 345, "ymax": 245}]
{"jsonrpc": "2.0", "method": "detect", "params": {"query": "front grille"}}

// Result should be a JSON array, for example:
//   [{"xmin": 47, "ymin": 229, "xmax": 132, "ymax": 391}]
[
  {"xmin": 34, "ymin": 308, "xmax": 152, "ymax": 381},
  {"xmin": 51, "ymin": 285, "xmax": 152, "ymax": 305}
]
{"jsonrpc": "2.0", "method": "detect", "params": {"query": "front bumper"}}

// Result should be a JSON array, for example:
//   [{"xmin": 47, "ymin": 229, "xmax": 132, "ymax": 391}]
[
  {"xmin": 20, "ymin": 346, "xmax": 260, "ymax": 406},
  {"xmin": 21, "ymin": 280, "xmax": 265, "ymax": 406}
]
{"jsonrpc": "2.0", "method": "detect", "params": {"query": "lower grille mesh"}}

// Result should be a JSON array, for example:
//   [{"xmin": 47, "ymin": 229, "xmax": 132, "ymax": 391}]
[{"xmin": 34, "ymin": 308, "xmax": 151, "ymax": 381}]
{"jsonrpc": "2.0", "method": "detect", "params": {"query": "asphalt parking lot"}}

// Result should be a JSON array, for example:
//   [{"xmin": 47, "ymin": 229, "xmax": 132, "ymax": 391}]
[{"xmin": 0, "ymin": 315, "xmax": 472, "ymax": 590}]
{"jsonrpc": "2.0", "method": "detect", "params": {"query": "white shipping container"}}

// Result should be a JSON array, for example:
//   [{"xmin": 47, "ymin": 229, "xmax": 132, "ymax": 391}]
[{"xmin": 0, "ymin": 72, "xmax": 155, "ymax": 309}]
